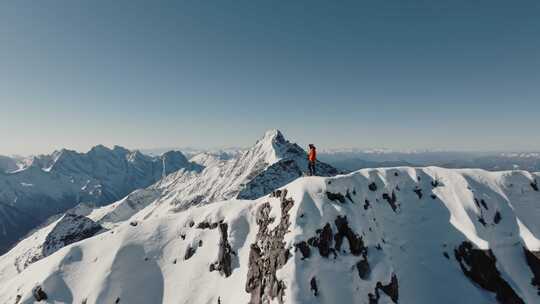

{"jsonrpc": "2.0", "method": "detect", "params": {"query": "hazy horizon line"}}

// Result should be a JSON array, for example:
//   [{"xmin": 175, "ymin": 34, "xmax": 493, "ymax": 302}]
[{"xmin": 4, "ymin": 143, "xmax": 539, "ymax": 158}]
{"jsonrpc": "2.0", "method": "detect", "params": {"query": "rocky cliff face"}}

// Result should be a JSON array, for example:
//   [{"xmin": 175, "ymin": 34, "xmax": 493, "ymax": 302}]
[{"xmin": 1, "ymin": 167, "xmax": 539, "ymax": 304}]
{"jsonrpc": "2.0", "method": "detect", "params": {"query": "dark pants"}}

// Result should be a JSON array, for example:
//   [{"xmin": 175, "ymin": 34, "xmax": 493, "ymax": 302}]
[{"xmin": 308, "ymin": 161, "xmax": 316, "ymax": 176}]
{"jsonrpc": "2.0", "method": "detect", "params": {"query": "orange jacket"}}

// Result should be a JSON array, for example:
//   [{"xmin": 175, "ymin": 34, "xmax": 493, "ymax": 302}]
[{"xmin": 308, "ymin": 148, "xmax": 316, "ymax": 162}]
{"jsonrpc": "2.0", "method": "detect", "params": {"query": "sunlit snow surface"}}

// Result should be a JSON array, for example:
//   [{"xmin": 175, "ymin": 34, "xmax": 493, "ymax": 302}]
[{"xmin": 0, "ymin": 167, "xmax": 539, "ymax": 304}]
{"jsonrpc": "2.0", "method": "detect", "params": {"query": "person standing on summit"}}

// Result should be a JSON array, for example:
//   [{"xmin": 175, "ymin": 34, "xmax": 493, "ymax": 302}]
[{"xmin": 308, "ymin": 144, "xmax": 317, "ymax": 176}]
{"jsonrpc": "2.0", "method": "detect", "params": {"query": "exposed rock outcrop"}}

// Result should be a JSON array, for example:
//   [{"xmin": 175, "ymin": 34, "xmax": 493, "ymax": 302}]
[
  {"xmin": 413, "ymin": 187, "xmax": 423, "ymax": 199},
  {"xmin": 368, "ymin": 274, "xmax": 399, "ymax": 304},
  {"xmin": 454, "ymin": 242, "xmax": 525, "ymax": 304},
  {"xmin": 493, "ymin": 211, "xmax": 502, "ymax": 224},
  {"xmin": 42, "ymin": 214, "xmax": 103, "ymax": 257},
  {"xmin": 209, "ymin": 223, "xmax": 234, "ymax": 277},
  {"xmin": 310, "ymin": 277, "xmax": 319, "ymax": 297},
  {"xmin": 14, "ymin": 214, "xmax": 104, "ymax": 272},
  {"xmin": 32, "ymin": 286, "xmax": 48, "ymax": 301},
  {"xmin": 364, "ymin": 199, "xmax": 371, "ymax": 210},
  {"xmin": 245, "ymin": 190, "xmax": 294, "ymax": 304},
  {"xmin": 294, "ymin": 241, "xmax": 311, "ymax": 260},
  {"xmin": 531, "ymin": 180, "xmax": 539, "ymax": 192},
  {"xmin": 184, "ymin": 245, "xmax": 197, "ymax": 260},
  {"xmin": 307, "ymin": 224, "xmax": 335, "ymax": 258},
  {"xmin": 382, "ymin": 191, "xmax": 398, "ymax": 212},
  {"xmin": 196, "ymin": 221, "xmax": 220, "ymax": 230},
  {"xmin": 334, "ymin": 216, "xmax": 366, "ymax": 256},
  {"xmin": 299, "ymin": 215, "xmax": 367, "ymax": 260},
  {"xmin": 523, "ymin": 247, "xmax": 540, "ymax": 295},
  {"xmin": 378, "ymin": 274, "xmax": 399, "ymax": 303},
  {"xmin": 356, "ymin": 257, "xmax": 371, "ymax": 280},
  {"xmin": 326, "ymin": 191, "xmax": 346, "ymax": 203}
]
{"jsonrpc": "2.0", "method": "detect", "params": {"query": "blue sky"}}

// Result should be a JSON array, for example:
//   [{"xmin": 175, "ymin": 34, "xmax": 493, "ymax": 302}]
[{"xmin": 1, "ymin": 0, "xmax": 539, "ymax": 155}]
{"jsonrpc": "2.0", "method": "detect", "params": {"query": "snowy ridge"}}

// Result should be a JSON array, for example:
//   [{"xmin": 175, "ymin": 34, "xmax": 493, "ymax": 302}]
[
  {"xmin": 135, "ymin": 129, "xmax": 338, "ymax": 215},
  {"xmin": 1, "ymin": 167, "xmax": 539, "ymax": 303},
  {"xmin": 0, "ymin": 146, "xmax": 200, "ymax": 254},
  {"xmin": 190, "ymin": 151, "xmax": 235, "ymax": 167}
]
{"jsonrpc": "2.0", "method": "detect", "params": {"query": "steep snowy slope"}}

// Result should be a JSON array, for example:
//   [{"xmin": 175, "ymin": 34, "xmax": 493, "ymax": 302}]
[
  {"xmin": 0, "ymin": 189, "xmax": 157, "ymax": 278},
  {"xmin": 190, "ymin": 151, "xmax": 236, "ymax": 167},
  {"xmin": 1, "ymin": 167, "xmax": 539, "ymax": 304},
  {"xmin": 0, "ymin": 213, "xmax": 104, "ymax": 277},
  {"xmin": 0, "ymin": 146, "xmax": 200, "ymax": 254}
]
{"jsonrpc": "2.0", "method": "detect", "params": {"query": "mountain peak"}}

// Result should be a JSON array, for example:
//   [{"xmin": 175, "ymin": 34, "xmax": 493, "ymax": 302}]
[
  {"xmin": 51, "ymin": 148, "xmax": 79, "ymax": 165},
  {"xmin": 89, "ymin": 144, "xmax": 112, "ymax": 154},
  {"xmin": 260, "ymin": 129, "xmax": 285, "ymax": 144},
  {"xmin": 251, "ymin": 129, "xmax": 293, "ymax": 164},
  {"xmin": 112, "ymin": 145, "xmax": 130, "ymax": 154},
  {"xmin": 161, "ymin": 150, "xmax": 189, "ymax": 166}
]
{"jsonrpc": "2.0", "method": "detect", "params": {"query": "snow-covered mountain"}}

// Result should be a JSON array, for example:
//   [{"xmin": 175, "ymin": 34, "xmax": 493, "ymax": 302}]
[
  {"xmin": 442, "ymin": 153, "xmax": 540, "ymax": 172},
  {"xmin": 85, "ymin": 129, "xmax": 337, "ymax": 224},
  {"xmin": 141, "ymin": 129, "xmax": 338, "ymax": 213},
  {"xmin": 0, "ymin": 130, "xmax": 338, "ymax": 273},
  {"xmin": 1, "ymin": 167, "xmax": 539, "ymax": 304},
  {"xmin": 141, "ymin": 147, "xmax": 242, "ymax": 159},
  {"xmin": 84, "ymin": 129, "xmax": 337, "ymax": 223},
  {"xmin": 0, "ymin": 155, "xmax": 20, "ymax": 173},
  {"xmin": 0, "ymin": 146, "xmax": 201, "ymax": 254}
]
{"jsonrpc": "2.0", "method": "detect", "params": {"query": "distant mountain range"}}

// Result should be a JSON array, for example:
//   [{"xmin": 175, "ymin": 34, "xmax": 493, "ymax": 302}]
[
  {"xmin": 0, "ymin": 155, "xmax": 22, "ymax": 173},
  {"xmin": 0, "ymin": 146, "xmax": 201, "ymax": 254},
  {"xmin": 317, "ymin": 150, "xmax": 540, "ymax": 172},
  {"xmin": 3, "ymin": 139, "xmax": 539, "ymax": 255},
  {"xmin": 6, "ymin": 147, "xmax": 538, "ymax": 176},
  {"xmin": 137, "ymin": 147, "xmax": 540, "ymax": 173},
  {"xmin": 0, "ymin": 131, "xmax": 338, "ymax": 255}
]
